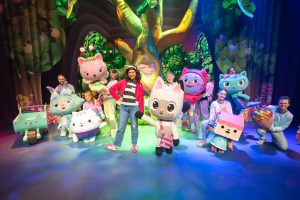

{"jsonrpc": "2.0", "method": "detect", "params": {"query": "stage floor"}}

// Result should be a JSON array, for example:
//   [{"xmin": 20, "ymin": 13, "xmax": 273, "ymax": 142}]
[{"xmin": 0, "ymin": 123, "xmax": 300, "ymax": 200}]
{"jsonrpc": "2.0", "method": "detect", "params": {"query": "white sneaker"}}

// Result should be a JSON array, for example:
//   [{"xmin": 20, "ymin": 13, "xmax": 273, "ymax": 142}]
[
  {"xmin": 257, "ymin": 139, "xmax": 265, "ymax": 145},
  {"xmin": 73, "ymin": 135, "xmax": 79, "ymax": 143}
]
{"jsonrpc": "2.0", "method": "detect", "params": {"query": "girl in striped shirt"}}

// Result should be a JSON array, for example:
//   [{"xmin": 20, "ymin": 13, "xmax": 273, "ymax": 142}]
[{"xmin": 105, "ymin": 65, "xmax": 144, "ymax": 153}]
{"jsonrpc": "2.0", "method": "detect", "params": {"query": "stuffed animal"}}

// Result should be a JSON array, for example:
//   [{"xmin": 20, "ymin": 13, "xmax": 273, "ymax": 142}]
[
  {"xmin": 78, "ymin": 53, "xmax": 108, "ymax": 92},
  {"xmin": 47, "ymin": 87, "xmax": 84, "ymax": 137},
  {"xmin": 252, "ymin": 108, "xmax": 274, "ymax": 129},
  {"xmin": 70, "ymin": 109, "xmax": 106, "ymax": 143},
  {"xmin": 219, "ymin": 71, "xmax": 249, "ymax": 114},
  {"xmin": 135, "ymin": 77, "xmax": 184, "ymax": 156},
  {"xmin": 179, "ymin": 68, "xmax": 207, "ymax": 133}
]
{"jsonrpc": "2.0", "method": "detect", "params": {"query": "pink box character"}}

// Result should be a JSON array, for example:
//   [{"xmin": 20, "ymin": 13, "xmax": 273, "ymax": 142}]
[{"xmin": 214, "ymin": 112, "xmax": 244, "ymax": 141}]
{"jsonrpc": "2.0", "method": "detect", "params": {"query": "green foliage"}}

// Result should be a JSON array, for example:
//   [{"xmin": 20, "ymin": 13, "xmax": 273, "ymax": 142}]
[
  {"xmin": 161, "ymin": 32, "xmax": 214, "ymax": 80},
  {"xmin": 55, "ymin": 0, "xmax": 77, "ymax": 24}
]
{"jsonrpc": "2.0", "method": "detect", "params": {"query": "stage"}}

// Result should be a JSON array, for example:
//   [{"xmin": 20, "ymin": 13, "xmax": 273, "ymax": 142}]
[{"xmin": 0, "ymin": 123, "xmax": 300, "ymax": 200}]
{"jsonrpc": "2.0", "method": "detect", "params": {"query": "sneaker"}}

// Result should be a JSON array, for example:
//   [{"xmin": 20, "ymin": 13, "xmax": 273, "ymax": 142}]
[
  {"xmin": 197, "ymin": 140, "xmax": 206, "ymax": 147},
  {"xmin": 105, "ymin": 144, "xmax": 117, "ymax": 151},
  {"xmin": 131, "ymin": 144, "xmax": 138, "ymax": 153},
  {"xmin": 257, "ymin": 139, "xmax": 265, "ymax": 145}
]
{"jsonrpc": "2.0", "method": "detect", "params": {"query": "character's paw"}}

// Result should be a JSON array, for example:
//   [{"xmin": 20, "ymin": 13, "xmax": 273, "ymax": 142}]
[
  {"xmin": 211, "ymin": 145, "xmax": 218, "ymax": 152},
  {"xmin": 60, "ymin": 131, "xmax": 66, "ymax": 137},
  {"xmin": 36, "ymin": 132, "xmax": 41, "ymax": 139},
  {"xmin": 84, "ymin": 139, "xmax": 89, "ymax": 143},
  {"xmin": 23, "ymin": 135, "xmax": 28, "ymax": 142},
  {"xmin": 89, "ymin": 137, "xmax": 96, "ymax": 142},
  {"xmin": 165, "ymin": 147, "xmax": 173, "ymax": 154},
  {"xmin": 68, "ymin": 133, "xmax": 73, "ymax": 138},
  {"xmin": 135, "ymin": 111, "xmax": 144, "ymax": 119},
  {"xmin": 73, "ymin": 135, "xmax": 79, "ymax": 143},
  {"xmin": 173, "ymin": 139, "xmax": 179, "ymax": 146},
  {"xmin": 156, "ymin": 147, "xmax": 163, "ymax": 156}
]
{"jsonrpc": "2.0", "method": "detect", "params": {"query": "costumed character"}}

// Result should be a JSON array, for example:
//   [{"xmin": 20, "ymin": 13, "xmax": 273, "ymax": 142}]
[
  {"xmin": 210, "ymin": 112, "xmax": 244, "ymax": 153},
  {"xmin": 70, "ymin": 109, "xmax": 105, "ymax": 143},
  {"xmin": 179, "ymin": 67, "xmax": 207, "ymax": 133},
  {"xmin": 135, "ymin": 77, "xmax": 184, "ymax": 156},
  {"xmin": 47, "ymin": 87, "xmax": 84, "ymax": 137},
  {"xmin": 78, "ymin": 53, "xmax": 108, "ymax": 92},
  {"xmin": 219, "ymin": 71, "xmax": 249, "ymax": 114},
  {"xmin": 13, "ymin": 105, "xmax": 48, "ymax": 144}
]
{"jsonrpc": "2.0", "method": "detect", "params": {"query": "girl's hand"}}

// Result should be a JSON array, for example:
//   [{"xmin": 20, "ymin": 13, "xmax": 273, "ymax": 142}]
[{"xmin": 207, "ymin": 126, "xmax": 214, "ymax": 133}]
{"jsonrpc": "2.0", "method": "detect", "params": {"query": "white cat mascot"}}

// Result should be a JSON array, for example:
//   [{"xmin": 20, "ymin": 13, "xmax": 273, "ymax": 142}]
[
  {"xmin": 70, "ymin": 109, "xmax": 106, "ymax": 143},
  {"xmin": 135, "ymin": 77, "xmax": 184, "ymax": 156}
]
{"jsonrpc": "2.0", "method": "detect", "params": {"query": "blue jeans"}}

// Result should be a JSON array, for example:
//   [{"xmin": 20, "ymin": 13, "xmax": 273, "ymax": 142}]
[{"xmin": 114, "ymin": 105, "xmax": 139, "ymax": 147}]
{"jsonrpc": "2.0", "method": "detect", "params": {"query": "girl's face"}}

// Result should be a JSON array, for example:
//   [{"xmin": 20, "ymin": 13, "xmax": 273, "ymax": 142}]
[
  {"xmin": 110, "ymin": 71, "xmax": 117, "ymax": 79},
  {"xmin": 206, "ymin": 74, "xmax": 211, "ymax": 82},
  {"xmin": 228, "ymin": 68, "xmax": 236, "ymax": 75},
  {"xmin": 84, "ymin": 93, "xmax": 93, "ymax": 102},
  {"xmin": 217, "ymin": 90, "xmax": 227, "ymax": 101},
  {"xmin": 166, "ymin": 73, "xmax": 175, "ymax": 84},
  {"xmin": 128, "ymin": 69, "xmax": 137, "ymax": 80}
]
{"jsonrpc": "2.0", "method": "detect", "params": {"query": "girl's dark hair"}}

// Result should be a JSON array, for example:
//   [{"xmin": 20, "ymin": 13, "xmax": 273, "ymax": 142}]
[
  {"xmin": 227, "ymin": 67, "xmax": 236, "ymax": 74},
  {"xmin": 217, "ymin": 89, "xmax": 227, "ymax": 94},
  {"xmin": 125, "ymin": 65, "xmax": 141, "ymax": 82}
]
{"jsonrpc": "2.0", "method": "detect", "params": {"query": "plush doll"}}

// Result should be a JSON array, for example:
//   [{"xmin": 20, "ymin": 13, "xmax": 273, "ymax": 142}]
[
  {"xmin": 135, "ymin": 77, "xmax": 184, "ymax": 156},
  {"xmin": 179, "ymin": 68, "xmax": 207, "ymax": 133},
  {"xmin": 78, "ymin": 53, "xmax": 108, "ymax": 92},
  {"xmin": 219, "ymin": 71, "xmax": 249, "ymax": 114},
  {"xmin": 70, "ymin": 109, "xmax": 106, "ymax": 143},
  {"xmin": 47, "ymin": 87, "xmax": 84, "ymax": 137},
  {"xmin": 252, "ymin": 108, "xmax": 274, "ymax": 130}
]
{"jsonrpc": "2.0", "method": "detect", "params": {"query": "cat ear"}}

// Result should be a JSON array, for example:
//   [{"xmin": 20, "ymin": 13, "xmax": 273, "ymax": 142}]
[
  {"xmin": 219, "ymin": 74, "xmax": 224, "ymax": 80},
  {"xmin": 153, "ymin": 77, "xmax": 165, "ymax": 90},
  {"xmin": 182, "ymin": 67, "xmax": 188, "ymax": 74},
  {"xmin": 46, "ymin": 86, "xmax": 55, "ymax": 94},
  {"xmin": 78, "ymin": 57, "xmax": 85, "ymax": 65},
  {"xmin": 172, "ymin": 83, "xmax": 183, "ymax": 95},
  {"xmin": 240, "ymin": 71, "xmax": 247, "ymax": 77},
  {"xmin": 18, "ymin": 114, "xmax": 25, "ymax": 120},
  {"xmin": 94, "ymin": 53, "xmax": 103, "ymax": 61}
]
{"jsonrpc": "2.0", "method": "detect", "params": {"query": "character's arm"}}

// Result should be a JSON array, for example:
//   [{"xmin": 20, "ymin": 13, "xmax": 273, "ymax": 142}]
[
  {"xmin": 270, "ymin": 114, "xmax": 293, "ymax": 132},
  {"xmin": 171, "ymin": 123, "xmax": 180, "ymax": 146},
  {"xmin": 135, "ymin": 111, "xmax": 156, "ymax": 126},
  {"xmin": 232, "ymin": 92, "xmax": 250, "ymax": 101}
]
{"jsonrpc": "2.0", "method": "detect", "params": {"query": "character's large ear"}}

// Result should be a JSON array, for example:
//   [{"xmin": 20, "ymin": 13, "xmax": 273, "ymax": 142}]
[
  {"xmin": 219, "ymin": 74, "xmax": 224, "ymax": 80},
  {"xmin": 46, "ymin": 86, "xmax": 55, "ymax": 95},
  {"xmin": 200, "ymin": 69, "xmax": 207, "ymax": 79},
  {"xmin": 78, "ymin": 57, "xmax": 85, "ymax": 66},
  {"xmin": 172, "ymin": 83, "xmax": 183, "ymax": 96},
  {"xmin": 182, "ymin": 67, "xmax": 189, "ymax": 74},
  {"xmin": 94, "ymin": 53, "xmax": 103, "ymax": 61},
  {"xmin": 153, "ymin": 77, "xmax": 165, "ymax": 90},
  {"xmin": 240, "ymin": 71, "xmax": 247, "ymax": 77}
]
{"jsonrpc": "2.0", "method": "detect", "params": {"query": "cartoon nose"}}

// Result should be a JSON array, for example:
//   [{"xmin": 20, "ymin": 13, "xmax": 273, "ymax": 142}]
[
  {"xmin": 86, "ymin": 72, "xmax": 89, "ymax": 76},
  {"xmin": 93, "ymin": 74, "xmax": 96, "ymax": 77}
]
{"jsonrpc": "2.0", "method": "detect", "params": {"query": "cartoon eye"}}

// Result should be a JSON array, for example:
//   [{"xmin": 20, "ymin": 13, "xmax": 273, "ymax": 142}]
[
  {"xmin": 99, "ymin": 67, "xmax": 102, "ymax": 73},
  {"xmin": 221, "ymin": 125, "xmax": 225, "ymax": 129},
  {"xmin": 223, "ymin": 82, "xmax": 230, "ymax": 87},
  {"xmin": 238, "ymin": 80, "xmax": 244, "ymax": 86},
  {"xmin": 167, "ymin": 103, "xmax": 175, "ymax": 112},
  {"xmin": 72, "ymin": 123, "xmax": 75, "ymax": 126},
  {"xmin": 66, "ymin": 100, "xmax": 71, "ymax": 104},
  {"xmin": 184, "ymin": 78, "xmax": 188, "ymax": 82},
  {"xmin": 88, "ymin": 119, "xmax": 91, "ymax": 123},
  {"xmin": 153, "ymin": 101, "xmax": 159, "ymax": 109},
  {"xmin": 233, "ymin": 130, "xmax": 238, "ymax": 133},
  {"xmin": 193, "ymin": 79, "xmax": 198, "ymax": 83},
  {"xmin": 24, "ymin": 122, "xmax": 27, "ymax": 125},
  {"xmin": 54, "ymin": 104, "xmax": 58, "ymax": 107}
]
